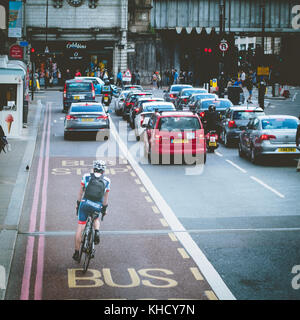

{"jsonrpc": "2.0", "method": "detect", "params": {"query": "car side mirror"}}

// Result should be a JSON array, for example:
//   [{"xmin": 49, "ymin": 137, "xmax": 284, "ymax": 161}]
[
  {"xmin": 239, "ymin": 126, "xmax": 247, "ymax": 131},
  {"xmin": 163, "ymin": 90, "xmax": 167, "ymax": 93}
]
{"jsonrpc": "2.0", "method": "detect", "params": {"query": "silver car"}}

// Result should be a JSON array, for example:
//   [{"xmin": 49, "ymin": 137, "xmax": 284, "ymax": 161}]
[
  {"xmin": 64, "ymin": 102, "xmax": 110, "ymax": 140},
  {"xmin": 113, "ymin": 90, "xmax": 131, "ymax": 116},
  {"xmin": 239, "ymin": 115, "xmax": 300, "ymax": 164}
]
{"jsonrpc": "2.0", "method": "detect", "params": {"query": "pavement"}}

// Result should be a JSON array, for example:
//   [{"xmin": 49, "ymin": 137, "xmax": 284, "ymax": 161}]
[{"xmin": 0, "ymin": 96, "xmax": 44, "ymax": 300}]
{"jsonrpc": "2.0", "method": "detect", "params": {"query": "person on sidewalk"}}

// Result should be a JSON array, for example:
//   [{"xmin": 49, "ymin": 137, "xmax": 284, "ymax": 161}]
[{"xmin": 245, "ymin": 74, "xmax": 254, "ymax": 103}]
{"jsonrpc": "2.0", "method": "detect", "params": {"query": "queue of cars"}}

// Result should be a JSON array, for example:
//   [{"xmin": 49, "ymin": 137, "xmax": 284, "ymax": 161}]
[{"xmin": 62, "ymin": 77, "xmax": 300, "ymax": 166}]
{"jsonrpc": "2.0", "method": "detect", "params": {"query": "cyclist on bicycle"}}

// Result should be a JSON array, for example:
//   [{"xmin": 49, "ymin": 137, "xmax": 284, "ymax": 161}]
[{"xmin": 73, "ymin": 160, "xmax": 110, "ymax": 262}]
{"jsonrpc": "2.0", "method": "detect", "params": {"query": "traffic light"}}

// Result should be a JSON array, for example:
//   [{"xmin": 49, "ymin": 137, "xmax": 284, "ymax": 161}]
[
  {"xmin": 204, "ymin": 47, "xmax": 213, "ymax": 54},
  {"xmin": 30, "ymin": 47, "xmax": 35, "ymax": 62}
]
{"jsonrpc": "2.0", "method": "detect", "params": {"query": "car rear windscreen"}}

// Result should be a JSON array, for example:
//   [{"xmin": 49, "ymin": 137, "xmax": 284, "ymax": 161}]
[
  {"xmin": 144, "ymin": 105, "xmax": 175, "ymax": 112},
  {"xmin": 182, "ymin": 89, "xmax": 207, "ymax": 96},
  {"xmin": 67, "ymin": 83, "xmax": 92, "ymax": 92},
  {"xmin": 201, "ymin": 100, "xmax": 233, "ymax": 110},
  {"xmin": 233, "ymin": 111, "xmax": 264, "ymax": 120},
  {"xmin": 70, "ymin": 106, "xmax": 103, "ymax": 113},
  {"xmin": 261, "ymin": 118, "xmax": 298, "ymax": 130},
  {"xmin": 158, "ymin": 117, "xmax": 201, "ymax": 131},
  {"xmin": 171, "ymin": 86, "xmax": 192, "ymax": 92},
  {"xmin": 194, "ymin": 94, "xmax": 216, "ymax": 100}
]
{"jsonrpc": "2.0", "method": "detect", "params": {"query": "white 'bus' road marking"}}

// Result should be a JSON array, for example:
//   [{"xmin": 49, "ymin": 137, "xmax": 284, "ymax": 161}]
[
  {"xmin": 250, "ymin": 176, "xmax": 285, "ymax": 199},
  {"xmin": 225, "ymin": 160, "xmax": 247, "ymax": 174},
  {"xmin": 110, "ymin": 119, "xmax": 236, "ymax": 301}
]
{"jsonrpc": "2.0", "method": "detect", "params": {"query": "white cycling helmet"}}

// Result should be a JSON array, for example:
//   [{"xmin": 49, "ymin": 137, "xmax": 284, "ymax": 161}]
[{"xmin": 93, "ymin": 160, "xmax": 106, "ymax": 173}]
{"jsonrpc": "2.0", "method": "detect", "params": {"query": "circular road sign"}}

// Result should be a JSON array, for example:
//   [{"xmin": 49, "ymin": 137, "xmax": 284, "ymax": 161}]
[{"xmin": 219, "ymin": 40, "xmax": 229, "ymax": 52}]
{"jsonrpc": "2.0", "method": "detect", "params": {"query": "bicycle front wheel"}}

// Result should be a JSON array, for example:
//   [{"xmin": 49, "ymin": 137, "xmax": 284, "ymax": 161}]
[{"xmin": 82, "ymin": 229, "xmax": 94, "ymax": 273}]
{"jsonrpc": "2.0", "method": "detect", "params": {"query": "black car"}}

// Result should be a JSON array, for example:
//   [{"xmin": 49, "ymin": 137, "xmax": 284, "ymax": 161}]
[
  {"xmin": 196, "ymin": 98, "xmax": 233, "ymax": 134},
  {"xmin": 122, "ymin": 91, "xmax": 152, "ymax": 120},
  {"xmin": 129, "ymin": 97, "xmax": 164, "ymax": 129},
  {"xmin": 220, "ymin": 106, "xmax": 265, "ymax": 147},
  {"xmin": 175, "ymin": 88, "xmax": 208, "ymax": 109},
  {"xmin": 163, "ymin": 84, "xmax": 192, "ymax": 104},
  {"xmin": 63, "ymin": 79, "xmax": 96, "ymax": 113}
]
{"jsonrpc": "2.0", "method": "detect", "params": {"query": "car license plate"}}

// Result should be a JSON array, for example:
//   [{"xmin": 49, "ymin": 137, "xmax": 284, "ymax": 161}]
[
  {"xmin": 81, "ymin": 118, "xmax": 94, "ymax": 122},
  {"xmin": 278, "ymin": 148, "xmax": 296, "ymax": 152},
  {"xmin": 210, "ymin": 137, "xmax": 216, "ymax": 142},
  {"xmin": 186, "ymin": 132, "xmax": 195, "ymax": 139},
  {"xmin": 172, "ymin": 139, "xmax": 188, "ymax": 144},
  {"xmin": 104, "ymin": 97, "xmax": 108, "ymax": 101},
  {"xmin": 209, "ymin": 142, "xmax": 217, "ymax": 147},
  {"xmin": 74, "ymin": 96, "xmax": 80, "ymax": 100}
]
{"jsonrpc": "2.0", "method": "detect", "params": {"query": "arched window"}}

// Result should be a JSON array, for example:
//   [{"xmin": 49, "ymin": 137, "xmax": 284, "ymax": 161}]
[{"xmin": 0, "ymin": 5, "xmax": 6, "ymax": 30}]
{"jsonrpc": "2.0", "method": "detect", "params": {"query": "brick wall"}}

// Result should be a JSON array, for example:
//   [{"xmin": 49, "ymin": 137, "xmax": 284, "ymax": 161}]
[{"xmin": 25, "ymin": 0, "xmax": 122, "ymax": 29}]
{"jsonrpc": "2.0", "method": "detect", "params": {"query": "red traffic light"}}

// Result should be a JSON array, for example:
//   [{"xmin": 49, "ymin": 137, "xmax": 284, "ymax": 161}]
[{"xmin": 30, "ymin": 48, "xmax": 35, "ymax": 53}]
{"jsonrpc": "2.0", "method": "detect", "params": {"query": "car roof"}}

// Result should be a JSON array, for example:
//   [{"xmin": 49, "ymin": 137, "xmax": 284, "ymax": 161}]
[
  {"xmin": 228, "ymin": 106, "xmax": 264, "ymax": 111},
  {"xmin": 143, "ymin": 101, "xmax": 174, "ymax": 107},
  {"xmin": 156, "ymin": 111, "xmax": 199, "ymax": 117},
  {"xmin": 139, "ymin": 97, "xmax": 164, "ymax": 102},
  {"xmin": 256, "ymin": 115, "xmax": 299, "ymax": 120},
  {"xmin": 70, "ymin": 102, "xmax": 103, "ymax": 107},
  {"xmin": 201, "ymin": 98, "xmax": 230, "ymax": 102}
]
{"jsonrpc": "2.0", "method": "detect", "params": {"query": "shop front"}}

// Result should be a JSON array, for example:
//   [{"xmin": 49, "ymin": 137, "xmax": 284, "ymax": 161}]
[
  {"xmin": 0, "ymin": 74, "xmax": 23, "ymax": 137},
  {"xmin": 31, "ymin": 40, "xmax": 115, "ymax": 85}
]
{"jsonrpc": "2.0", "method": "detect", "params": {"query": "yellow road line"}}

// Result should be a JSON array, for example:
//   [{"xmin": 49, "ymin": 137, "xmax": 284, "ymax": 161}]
[
  {"xmin": 177, "ymin": 248, "xmax": 190, "ymax": 259},
  {"xmin": 152, "ymin": 206, "xmax": 160, "ymax": 214},
  {"xmin": 127, "ymin": 165, "xmax": 132, "ymax": 170},
  {"xmin": 135, "ymin": 178, "xmax": 141, "ymax": 185},
  {"xmin": 130, "ymin": 171, "xmax": 136, "ymax": 177},
  {"xmin": 190, "ymin": 267, "xmax": 204, "ymax": 281},
  {"xmin": 110, "ymin": 168, "xmax": 116, "ymax": 175},
  {"xmin": 205, "ymin": 290, "xmax": 218, "ymax": 300},
  {"xmin": 160, "ymin": 218, "xmax": 169, "ymax": 227},
  {"xmin": 140, "ymin": 187, "xmax": 147, "ymax": 193},
  {"xmin": 168, "ymin": 233, "xmax": 178, "ymax": 242},
  {"xmin": 145, "ymin": 196, "xmax": 152, "ymax": 203}
]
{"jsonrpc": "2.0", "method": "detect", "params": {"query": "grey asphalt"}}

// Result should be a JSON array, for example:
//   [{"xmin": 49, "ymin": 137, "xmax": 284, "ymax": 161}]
[{"xmin": 1, "ymin": 85, "xmax": 300, "ymax": 300}]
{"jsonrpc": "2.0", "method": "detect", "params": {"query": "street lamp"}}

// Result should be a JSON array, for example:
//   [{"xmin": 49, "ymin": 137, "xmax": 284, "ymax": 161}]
[{"xmin": 45, "ymin": 0, "xmax": 49, "ymax": 54}]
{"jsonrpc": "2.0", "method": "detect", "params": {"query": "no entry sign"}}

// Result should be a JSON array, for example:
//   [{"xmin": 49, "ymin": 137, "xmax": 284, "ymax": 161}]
[{"xmin": 219, "ymin": 39, "xmax": 229, "ymax": 52}]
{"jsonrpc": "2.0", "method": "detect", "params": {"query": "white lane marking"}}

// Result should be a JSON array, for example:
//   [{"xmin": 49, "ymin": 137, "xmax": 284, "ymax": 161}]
[
  {"xmin": 110, "ymin": 120, "xmax": 236, "ymax": 300},
  {"xmin": 250, "ymin": 176, "xmax": 285, "ymax": 198},
  {"xmin": 292, "ymin": 93, "xmax": 298, "ymax": 101},
  {"xmin": 225, "ymin": 160, "xmax": 247, "ymax": 174},
  {"xmin": 215, "ymin": 151, "xmax": 223, "ymax": 157}
]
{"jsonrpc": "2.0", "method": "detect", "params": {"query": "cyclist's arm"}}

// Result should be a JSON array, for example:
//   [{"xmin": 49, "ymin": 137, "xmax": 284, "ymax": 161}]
[
  {"xmin": 77, "ymin": 183, "xmax": 85, "ymax": 202},
  {"xmin": 102, "ymin": 190, "xmax": 109, "ymax": 206}
]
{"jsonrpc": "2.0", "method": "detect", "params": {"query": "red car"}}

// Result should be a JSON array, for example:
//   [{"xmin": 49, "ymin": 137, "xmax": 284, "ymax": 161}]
[{"xmin": 143, "ymin": 111, "xmax": 206, "ymax": 164}]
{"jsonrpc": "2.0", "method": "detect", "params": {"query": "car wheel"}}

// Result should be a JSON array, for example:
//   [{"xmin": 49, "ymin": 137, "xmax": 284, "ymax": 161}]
[
  {"xmin": 64, "ymin": 132, "xmax": 70, "ymax": 140},
  {"xmin": 250, "ymin": 147, "xmax": 260, "ymax": 164},
  {"xmin": 136, "ymin": 135, "xmax": 140, "ymax": 141},
  {"xmin": 224, "ymin": 132, "xmax": 230, "ymax": 147},
  {"xmin": 238, "ymin": 142, "xmax": 245, "ymax": 158}
]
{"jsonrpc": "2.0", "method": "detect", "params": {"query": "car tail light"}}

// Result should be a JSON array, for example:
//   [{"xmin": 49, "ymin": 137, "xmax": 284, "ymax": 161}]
[
  {"xmin": 258, "ymin": 134, "xmax": 276, "ymax": 142},
  {"xmin": 199, "ymin": 112, "xmax": 205, "ymax": 118},
  {"xmin": 66, "ymin": 115, "xmax": 77, "ymax": 120},
  {"xmin": 155, "ymin": 135, "xmax": 162, "ymax": 143},
  {"xmin": 169, "ymin": 94, "xmax": 175, "ymax": 98},
  {"xmin": 134, "ymin": 108, "xmax": 140, "ymax": 113},
  {"xmin": 104, "ymin": 93, "xmax": 109, "ymax": 97},
  {"xmin": 63, "ymin": 84, "xmax": 67, "ymax": 99},
  {"xmin": 96, "ymin": 115, "xmax": 108, "ymax": 120},
  {"xmin": 228, "ymin": 120, "xmax": 237, "ymax": 128},
  {"xmin": 183, "ymin": 98, "xmax": 188, "ymax": 103},
  {"xmin": 140, "ymin": 115, "xmax": 145, "ymax": 126},
  {"xmin": 91, "ymin": 84, "xmax": 95, "ymax": 99}
]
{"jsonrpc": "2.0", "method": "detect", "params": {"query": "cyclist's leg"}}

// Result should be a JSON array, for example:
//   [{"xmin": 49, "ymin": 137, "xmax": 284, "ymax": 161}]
[{"xmin": 75, "ymin": 202, "xmax": 88, "ymax": 251}]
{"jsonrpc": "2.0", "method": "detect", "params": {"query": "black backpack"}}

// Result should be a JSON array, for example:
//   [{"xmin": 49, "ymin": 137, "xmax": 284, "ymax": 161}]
[{"xmin": 84, "ymin": 173, "xmax": 106, "ymax": 202}]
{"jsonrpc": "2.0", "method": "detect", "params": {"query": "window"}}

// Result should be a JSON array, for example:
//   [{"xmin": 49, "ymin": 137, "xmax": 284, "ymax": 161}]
[
  {"xmin": 0, "ymin": 84, "xmax": 17, "ymax": 111},
  {"xmin": 67, "ymin": 83, "xmax": 92, "ymax": 92},
  {"xmin": 158, "ymin": 117, "xmax": 200, "ymax": 131},
  {"xmin": 0, "ymin": 5, "xmax": 6, "ymax": 30},
  {"xmin": 261, "ymin": 118, "xmax": 298, "ymax": 130}
]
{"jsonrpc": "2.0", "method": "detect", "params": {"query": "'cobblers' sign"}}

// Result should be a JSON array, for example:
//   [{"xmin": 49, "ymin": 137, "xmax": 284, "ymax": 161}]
[{"xmin": 66, "ymin": 42, "xmax": 87, "ymax": 50}]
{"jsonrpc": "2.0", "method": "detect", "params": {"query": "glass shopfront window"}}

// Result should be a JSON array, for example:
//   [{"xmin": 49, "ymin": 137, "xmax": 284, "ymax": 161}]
[{"xmin": 0, "ymin": 84, "xmax": 17, "ymax": 111}]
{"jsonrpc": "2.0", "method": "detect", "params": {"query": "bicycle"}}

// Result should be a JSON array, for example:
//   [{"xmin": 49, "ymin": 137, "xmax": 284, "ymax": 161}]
[{"xmin": 78, "ymin": 211, "xmax": 104, "ymax": 273}]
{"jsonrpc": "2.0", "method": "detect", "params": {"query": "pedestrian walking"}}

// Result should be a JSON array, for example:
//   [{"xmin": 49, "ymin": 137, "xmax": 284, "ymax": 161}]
[
  {"xmin": 135, "ymin": 70, "xmax": 141, "ymax": 85},
  {"xmin": 245, "ymin": 74, "xmax": 254, "ymax": 103},
  {"xmin": 117, "ymin": 70, "xmax": 122, "ymax": 87},
  {"xmin": 164, "ymin": 70, "xmax": 170, "ymax": 86},
  {"xmin": 75, "ymin": 69, "xmax": 81, "ymax": 77},
  {"xmin": 173, "ymin": 69, "xmax": 179, "ymax": 84},
  {"xmin": 152, "ymin": 71, "xmax": 157, "ymax": 88},
  {"xmin": 258, "ymin": 77, "xmax": 267, "ymax": 109},
  {"xmin": 156, "ymin": 71, "xmax": 161, "ymax": 89},
  {"xmin": 240, "ymin": 70, "xmax": 246, "ymax": 87}
]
